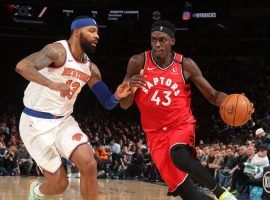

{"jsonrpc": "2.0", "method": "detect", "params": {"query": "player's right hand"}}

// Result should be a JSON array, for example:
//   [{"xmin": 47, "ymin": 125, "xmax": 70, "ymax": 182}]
[{"xmin": 48, "ymin": 82, "xmax": 70, "ymax": 96}]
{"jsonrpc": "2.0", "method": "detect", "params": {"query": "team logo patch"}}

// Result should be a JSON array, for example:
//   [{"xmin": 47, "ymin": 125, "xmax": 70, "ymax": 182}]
[
  {"xmin": 72, "ymin": 133, "xmax": 83, "ymax": 141},
  {"xmin": 171, "ymin": 67, "xmax": 179, "ymax": 75}
]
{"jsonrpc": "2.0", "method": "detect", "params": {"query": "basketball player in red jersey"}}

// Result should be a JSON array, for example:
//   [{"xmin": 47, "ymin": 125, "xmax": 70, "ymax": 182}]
[{"xmin": 120, "ymin": 20, "xmax": 237, "ymax": 200}]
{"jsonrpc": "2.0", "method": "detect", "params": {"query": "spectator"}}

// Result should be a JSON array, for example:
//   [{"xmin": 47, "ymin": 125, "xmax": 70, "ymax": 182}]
[
  {"xmin": 4, "ymin": 146, "xmax": 19, "ymax": 175},
  {"xmin": 255, "ymin": 128, "xmax": 270, "ymax": 149},
  {"xmin": 209, "ymin": 149, "xmax": 224, "ymax": 181},
  {"xmin": 230, "ymin": 145, "xmax": 256, "ymax": 192},
  {"xmin": 247, "ymin": 145, "xmax": 269, "ymax": 179},
  {"xmin": 128, "ymin": 146, "xmax": 145, "ymax": 178},
  {"xmin": 207, "ymin": 147, "xmax": 216, "ymax": 175},
  {"xmin": 0, "ymin": 142, "xmax": 8, "ymax": 175},
  {"xmin": 95, "ymin": 144, "xmax": 111, "ymax": 177},
  {"xmin": 17, "ymin": 145, "xmax": 33, "ymax": 175},
  {"xmin": 218, "ymin": 147, "xmax": 235, "ymax": 187},
  {"xmin": 196, "ymin": 148, "xmax": 207, "ymax": 167},
  {"xmin": 0, "ymin": 142, "xmax": 7, "ymax": 167},
  {"xmin": 7, "ymin": 135, "xmax": 17, "ymax": 147},
  {"xmin": 203, "ymin": 146, "xmax": 210, "ymax": 161}
]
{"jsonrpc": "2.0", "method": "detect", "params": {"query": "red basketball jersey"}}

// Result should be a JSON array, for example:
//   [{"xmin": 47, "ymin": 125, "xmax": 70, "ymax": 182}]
[{"xmin": 135, "ymin": 51, "xmax": 195, "ymax": 132}]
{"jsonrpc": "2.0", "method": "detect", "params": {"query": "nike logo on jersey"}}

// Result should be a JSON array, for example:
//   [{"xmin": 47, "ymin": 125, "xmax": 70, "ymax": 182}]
[{"xmin": 147, "ymin": 67, "xmax": 156, "ymax": 71}]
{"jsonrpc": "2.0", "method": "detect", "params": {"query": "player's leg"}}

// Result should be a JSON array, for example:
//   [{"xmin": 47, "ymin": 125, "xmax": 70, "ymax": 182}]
[
  {"xmin": 70, "ymin": 143, "xmax": 97, "ymax": 200},
  {"xmin": 55, "ymin": 116, "xmax": 97, "ymax": 200},
  {"xmin": 19, "ymin": 112, "xmax": 68, "ymax": 199},
  {"xmin": 175, "ymin": 176, "xmax": 214, "ymax": 200},
  {"xmin": 38, "ymin": 166, "xmax": 69, "ymax": 195},
  {"xmin": 170, "ymin": 144, "xmax": 234, "ymax": 199}
]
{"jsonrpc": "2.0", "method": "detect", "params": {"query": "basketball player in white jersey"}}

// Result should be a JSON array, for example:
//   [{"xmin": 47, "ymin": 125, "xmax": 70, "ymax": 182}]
[{"xmin": 15, "ymin": 16, "xmax": 131, "ymax": 200}]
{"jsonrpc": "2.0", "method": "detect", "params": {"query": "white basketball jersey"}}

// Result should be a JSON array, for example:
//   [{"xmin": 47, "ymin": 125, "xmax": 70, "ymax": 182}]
[{"xmin": 23, "ymin": 40, "xmax": 92, "ymax": 116}]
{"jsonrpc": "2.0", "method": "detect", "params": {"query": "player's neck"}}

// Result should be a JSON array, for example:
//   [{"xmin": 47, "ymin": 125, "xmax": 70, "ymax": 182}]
[
  {"xmin": 68, "ymin": 39, "xmax": 85, "ymax": 62},
  {"xmin": 153, "ymin": 52, "xmax": 173, "ymax": 68}
]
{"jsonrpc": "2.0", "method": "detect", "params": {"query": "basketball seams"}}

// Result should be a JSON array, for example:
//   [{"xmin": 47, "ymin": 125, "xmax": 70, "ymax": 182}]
[
  {"xmin": 232, "ymin": 94, "xmax": 240, "ymax": 126},
  {"xmin": 242, "ymin": 96, "xmax": 249, "ymax": 125},
  {"xmin": 221, "ymin": 96, "xmax": 231, "ymax": 124},
  {"xmin": 220, "ymin": 94, "xmax": 252, "ymax": 126}
]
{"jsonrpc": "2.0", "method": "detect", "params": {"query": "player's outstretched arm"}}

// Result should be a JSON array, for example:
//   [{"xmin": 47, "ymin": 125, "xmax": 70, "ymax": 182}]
[
  {"xmin": 88, "ymin": 63, "xmax": 131, "ymax": 110},
  {"xmin": 15, "ymin": 43, "xmax": 70, "ymax": 95},
  {"xmin": 120, "ymin": 53, "xmax": 146, "ymax": 110},
  {"xmin": 183, "ymin": 57, "xmax": 227, "ymax": 106}
]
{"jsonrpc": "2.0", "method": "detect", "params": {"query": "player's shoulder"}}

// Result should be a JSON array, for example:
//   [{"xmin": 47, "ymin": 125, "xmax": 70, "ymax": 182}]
[
  {"xmin": 183, "ymin": 57, "xmax": 193, "ymax": 64},
  {"xmin": 183, "ymin": 57, "xmax": 199, "ymax": 69},
  {"xmin": 42, "ymin": 42, "xmax": 66, "ymax": 60},
  {"xmin": 130, "ymin": 52, "xmax": 144, "ymax": 61},
  {"xmin": 128, "ymin": 52, "xmax": 145, "ymax": 67}
]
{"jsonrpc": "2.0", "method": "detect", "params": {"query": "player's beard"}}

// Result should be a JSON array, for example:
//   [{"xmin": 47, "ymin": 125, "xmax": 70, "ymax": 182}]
[{"xmin": 80, "ymin": 35, "xmax": 96, "ymax": 55}]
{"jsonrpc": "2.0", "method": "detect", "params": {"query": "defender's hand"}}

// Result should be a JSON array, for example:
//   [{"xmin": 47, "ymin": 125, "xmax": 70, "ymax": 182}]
[
  {"xmin": 115, "ymin": 82, "xmax": 131, "ymax": 100},
  {"xmin": 48, "ymin": 82, "xmax": 70, "ymax": 96}
]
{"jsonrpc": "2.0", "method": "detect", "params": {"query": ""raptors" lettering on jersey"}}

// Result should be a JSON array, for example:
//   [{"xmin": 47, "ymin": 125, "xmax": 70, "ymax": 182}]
[
  {"xmin": 62, "ymin": 67, "xmax": 90, "ymax": 83},
  {"xmin": 141, "ymin": 76, "xmax": 181, "ymax": 96}
]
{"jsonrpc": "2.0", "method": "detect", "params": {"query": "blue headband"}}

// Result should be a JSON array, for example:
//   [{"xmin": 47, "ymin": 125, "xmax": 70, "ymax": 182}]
[{"xmin": 71, "ymin": 18, "xmax": 97, "ymax": 30}]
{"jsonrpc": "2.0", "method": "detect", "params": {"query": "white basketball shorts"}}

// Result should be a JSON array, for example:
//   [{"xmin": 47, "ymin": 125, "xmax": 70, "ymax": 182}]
[{"xmin": 19, "ymin": 112, "xmax": 89, "ymax": 173}]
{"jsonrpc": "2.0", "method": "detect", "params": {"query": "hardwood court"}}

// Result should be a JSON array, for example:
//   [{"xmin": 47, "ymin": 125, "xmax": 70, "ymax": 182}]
[{"xmin": 0, "ymin": 176, "xmax": 181, "ymax": 200}]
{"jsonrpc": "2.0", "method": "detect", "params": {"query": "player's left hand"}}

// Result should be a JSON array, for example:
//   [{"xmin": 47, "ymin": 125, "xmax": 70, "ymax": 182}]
[
  {"xmin": 128, "ymin": 69, "xmax": 146, "ymax": 88},
  {"xmin": 115, "ymin": 82, "xmax": 131, "ymax": 101},
  {"xmin": 128, "ymin": 69, "xmax": 146, "ymax": 94}
]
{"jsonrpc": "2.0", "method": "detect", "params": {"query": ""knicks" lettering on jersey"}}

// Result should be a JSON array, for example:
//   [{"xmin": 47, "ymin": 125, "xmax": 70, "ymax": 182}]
[
  {"xmin": 141, "ymin": 77, "xmax": 181, "ymax": 96},
  {"xmin": 62, "ymin": 67, "xmax": 90, "ymax": 83}
]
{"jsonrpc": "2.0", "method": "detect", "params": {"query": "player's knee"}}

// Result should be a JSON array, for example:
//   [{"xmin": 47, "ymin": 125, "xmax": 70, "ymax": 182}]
[
  {"xmin": 170, "ymin": 146, "xmax": 191, "ymax": 172},
  {"xmin": 53, "ymin": 179, "xmax": 69, "ymax": 194},
  {"xmin": 79, "ymin": 158, "xmax": 97, "ymax": 175}
]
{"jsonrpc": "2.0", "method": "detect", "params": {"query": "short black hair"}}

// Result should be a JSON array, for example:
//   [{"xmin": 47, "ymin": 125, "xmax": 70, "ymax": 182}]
[
  {"xmin": 152, "ymin": 20, "xmax": 175, "ymax": 33},
  {"xmin": 259, "ymin": 144, "xmax": 269, "ymax": 151}
]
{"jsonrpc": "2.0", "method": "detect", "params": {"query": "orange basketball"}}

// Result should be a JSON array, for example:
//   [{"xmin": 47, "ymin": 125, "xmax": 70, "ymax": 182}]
[{"xmin": 219, "ymin": 94, "xmax": 254, "ymax": 126}]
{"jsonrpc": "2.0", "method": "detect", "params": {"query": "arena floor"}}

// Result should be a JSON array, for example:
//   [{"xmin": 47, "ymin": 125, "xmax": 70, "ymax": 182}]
[{"xmin": 0, "ymin": 176, "xmax": 181, "ymax": 200}]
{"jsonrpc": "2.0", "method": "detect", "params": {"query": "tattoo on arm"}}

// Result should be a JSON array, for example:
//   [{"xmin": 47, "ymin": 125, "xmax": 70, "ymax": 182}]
[
  {"xmin": 24, "ymin": 43, "xmax": 63, "ymax": 70},
  {"xmin": 15, "ymin": 43, "xmax": 65, "ymax": 87}
]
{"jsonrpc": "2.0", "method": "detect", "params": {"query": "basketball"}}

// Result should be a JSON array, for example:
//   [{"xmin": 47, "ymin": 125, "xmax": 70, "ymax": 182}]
[{"xmin": 219, "ymin": 94, "xmax": 254, "ymax": 126}]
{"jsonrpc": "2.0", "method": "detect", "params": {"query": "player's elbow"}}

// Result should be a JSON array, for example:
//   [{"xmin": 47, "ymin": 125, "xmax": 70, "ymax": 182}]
[{"xmin": 15, "ymin": 60, "xmax": 26, "ymax": 74}]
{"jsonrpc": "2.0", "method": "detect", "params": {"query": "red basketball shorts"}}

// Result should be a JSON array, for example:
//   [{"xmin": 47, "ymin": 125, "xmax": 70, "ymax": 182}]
[{"xmin": 146, "ymin": 123, "xmax": 195, "ymax": 193}]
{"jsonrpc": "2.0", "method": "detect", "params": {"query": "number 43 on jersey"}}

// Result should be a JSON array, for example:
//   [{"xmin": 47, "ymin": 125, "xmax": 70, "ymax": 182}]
[{"xmin": 151, "ymin": 90, "xmax": 172, "ymax": 106}]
